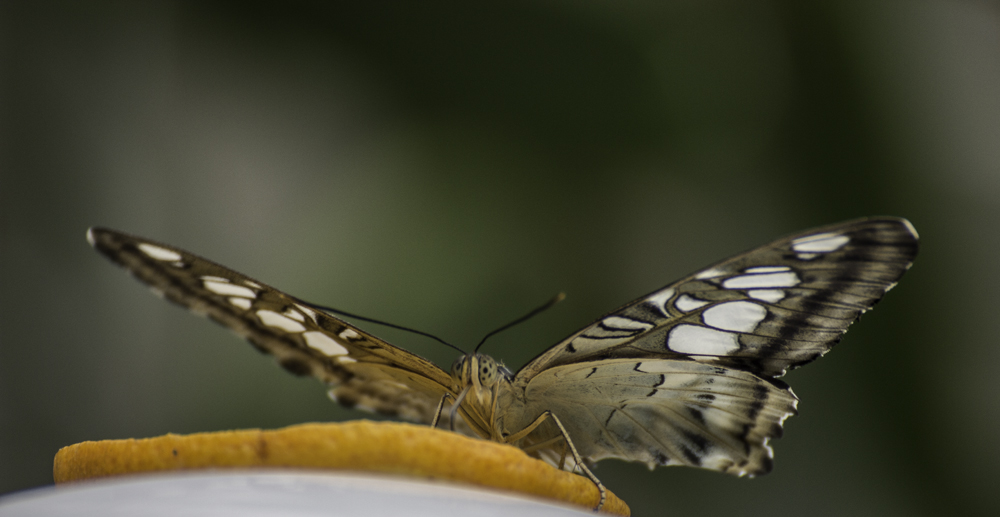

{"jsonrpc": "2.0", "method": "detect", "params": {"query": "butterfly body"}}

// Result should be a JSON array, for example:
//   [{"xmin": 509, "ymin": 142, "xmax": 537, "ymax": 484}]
[
  {"xmin": 444, "ymin": 353, "xmax": 511, "ymax": 442},
  {"xmin": 88, "ymin": 217, "xmax": 918, "ymax": 509}
]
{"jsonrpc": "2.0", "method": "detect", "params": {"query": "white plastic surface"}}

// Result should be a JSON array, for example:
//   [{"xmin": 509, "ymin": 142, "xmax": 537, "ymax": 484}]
[{"xmin": 0, "ymin": 471, "xmax": 594, "ymax": 516}]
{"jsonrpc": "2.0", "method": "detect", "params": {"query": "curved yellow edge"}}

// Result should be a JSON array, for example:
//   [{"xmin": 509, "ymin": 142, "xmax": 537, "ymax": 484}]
[{"xmin": 53, "ymin": 421, "xmax": 629, "ymax": 516}]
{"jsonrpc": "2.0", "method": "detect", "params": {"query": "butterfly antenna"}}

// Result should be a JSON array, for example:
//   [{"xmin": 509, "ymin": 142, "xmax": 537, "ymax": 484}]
[
  {"xmin": 305, "ymin": 302, "xmax": 467, "ymax": 355},
  {"xmin": 474, "ymin": 293, "xmax": 566, "ymax": 353}
]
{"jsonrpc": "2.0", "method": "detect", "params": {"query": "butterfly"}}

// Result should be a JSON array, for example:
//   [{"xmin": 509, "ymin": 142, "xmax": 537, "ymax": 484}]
[{"xmin": 88, "ymin": 217, "xmax": 918, "ymax": 510}]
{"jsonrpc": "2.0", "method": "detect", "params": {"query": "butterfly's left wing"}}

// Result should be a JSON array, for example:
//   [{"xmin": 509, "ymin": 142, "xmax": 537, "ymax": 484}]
[
  {"xmin": 508, "ymin": 217, "xmax": 917, "ymax": 474},
  {"xmin": 88, "ymin": 227, "xmax": 456, "ymax": 425}
]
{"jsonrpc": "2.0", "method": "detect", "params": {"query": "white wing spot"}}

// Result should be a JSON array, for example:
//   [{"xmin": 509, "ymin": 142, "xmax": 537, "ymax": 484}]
[
  {"xmin": 256, "ymin": 310, "xmax": 306, "ymax": 332},
  {"xmin": 602, "ymin": 316, "xmax": 653, "ymax": 331},
  {"xmin": 294, "ymin": 303, "xmax": 318, "ymax": 323},
  {"xmin": 667, "ymin": 324, "xmax": 740, "ymax": 355},
  {"xmin": 744, "ymin": 266, "xmax": 791, "ymax": 273},
  {"xmin": 337, "ymin": 356, "xmax": 357, "ymax": 364},
  {"xmin": 339, "ymin": 328, "xmax": 361, "ymax": 340},
  {"xmin": 200, "ymin": 275, "xmax": 230, "ymax": 283},
  {"xmin": 722, "ymin": 271, "xmax": 800, "ymax": 289},
  {"xmin": 748, "ymin": 289, "xmax": 786, "ymax": 303},
  {"xmin": 282, "ymin": 308, "xmax": 305, "ymax": 322},
  {"xmin": 303, "ymin": 331, "xmax": 348, "ymax": 356},
  {"xmin": 137, "ymin": 243, "xmax": 182, "ymax": 262},
  {"xmin": 203, "ymin": 280, "xmax": 257, "ymax": 298},
  {"xmin": 228, "ymin": 297, "xmax": 252, "ymax": 309},
  {"xmin": 703, "ymin": 301, "xmax": 767, "ymax": 332},
  {"xmin": 244, "ymin": 280, "xmax": 262, "ymax": 289},
  {"xmin": 791, "ymin": 233, "xmax": 849, "ymax": 253},
  {"xmin": 675, "ymin": 294, "xmax": 709, "ymax": 312},
  {"xmin": 695, "ymin": 267, "xmax": 726, "ymax": 280},
  {"xmin": 644, "ymin": 288, "xmax": 675, "ymax": 316},
  {"xmin": 354, "ymin": 402, "xmax": 378, "ymax": 413},
  {"xmin": 566, "ymin": 335, "xmax": 633, "ymax": 352}
]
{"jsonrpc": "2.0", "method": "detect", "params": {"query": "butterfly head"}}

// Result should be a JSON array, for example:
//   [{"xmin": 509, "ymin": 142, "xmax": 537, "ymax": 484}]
[{"xmin": 450, "ymin": 353, "xmax": 512, "ymax": 393}]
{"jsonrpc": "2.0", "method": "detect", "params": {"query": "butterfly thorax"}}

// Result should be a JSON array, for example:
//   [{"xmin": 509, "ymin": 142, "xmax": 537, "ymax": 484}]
[{"xmin": 449, "ymin": 353, "xmax": 519, "ymax": 442}]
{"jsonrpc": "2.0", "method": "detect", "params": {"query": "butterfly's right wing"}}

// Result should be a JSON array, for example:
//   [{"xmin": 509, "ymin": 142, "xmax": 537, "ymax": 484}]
[
  {"xmin": 507, "ymin": 217, "xmax": 918, "ymax": 475},
  {"xmin": 88, "ymin": 227, "xmax": 456, "ymax": 425}
]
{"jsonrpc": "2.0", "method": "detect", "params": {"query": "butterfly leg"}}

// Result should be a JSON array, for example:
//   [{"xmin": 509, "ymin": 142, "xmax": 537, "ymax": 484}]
[
  {"xmin": 518, "ymin": 435, "xmax": 565, "ymax": 453},
  {"xmin": 557, "ymin": 443, "xmax": 568, "ymax": 471},
  {"xmin": 430, "ymin": 393, "xmax": 452, "ymax": 429},
  {"xmin": 430, "ymin": 391, "xmax": 475, "ymax": 434},
  {"xmin": 518, "ymin": 436, "xmax": 570, "ymax": 470},
  {"xmin": 448, "ymin": 386, "xmax": 472, "ymax": 432},
  {"xmin": 506, "ymin": 411, "xmax": 605, "ymax": 512}
]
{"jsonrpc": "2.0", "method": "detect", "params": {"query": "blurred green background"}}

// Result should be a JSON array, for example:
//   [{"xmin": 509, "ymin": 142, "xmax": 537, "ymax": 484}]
[{"xmin": 2, "ymin": 1, "xmax": 998, "ymax": 515}]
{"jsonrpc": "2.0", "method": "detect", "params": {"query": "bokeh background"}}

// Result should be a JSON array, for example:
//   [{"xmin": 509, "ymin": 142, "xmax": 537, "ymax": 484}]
[{"xmin": 2, "ymin": 1, "xmax": 998, "ymax": 515}]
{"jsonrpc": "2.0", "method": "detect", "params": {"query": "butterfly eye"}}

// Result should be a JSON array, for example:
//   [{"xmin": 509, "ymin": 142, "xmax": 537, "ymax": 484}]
[
  {"xmin": 478, "ymin": 355, "xmax": 498, "ymax": 385},
  {"xmin": 451, "ymin": 356, "xmax": 466, "ymax": 378}
]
